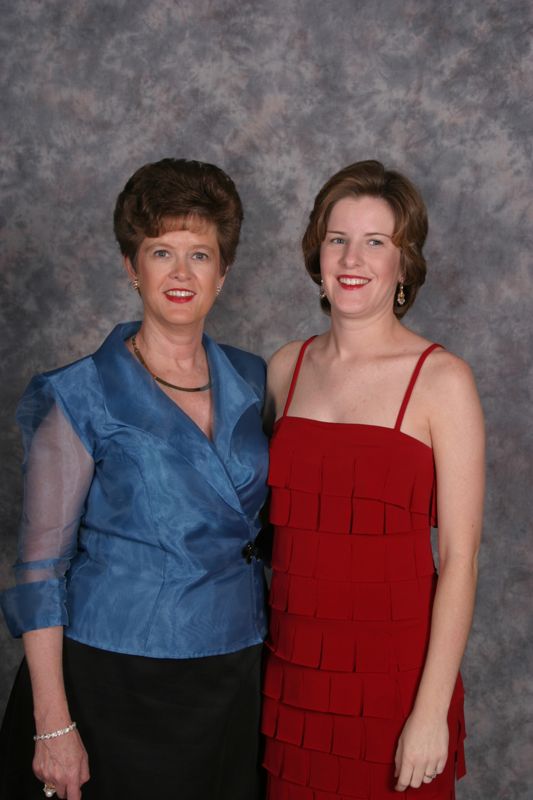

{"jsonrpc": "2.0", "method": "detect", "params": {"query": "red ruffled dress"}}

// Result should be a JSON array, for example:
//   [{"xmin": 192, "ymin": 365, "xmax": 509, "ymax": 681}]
[{"xmin": 262, "ymin": 339, "xmax": 466, "ymax": 800}]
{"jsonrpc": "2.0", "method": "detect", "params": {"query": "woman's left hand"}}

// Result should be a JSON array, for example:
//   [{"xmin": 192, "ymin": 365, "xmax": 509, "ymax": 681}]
[{"xmin": 394, "ymin": 711, "xmax": 449, "ymax": 791}]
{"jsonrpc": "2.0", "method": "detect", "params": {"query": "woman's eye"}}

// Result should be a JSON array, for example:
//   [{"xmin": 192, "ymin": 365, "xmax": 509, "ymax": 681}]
[
  {"xmin": 153, "ymin": 249, "xmax": 170, "ymax": 258},
  {"xmin": 192, "ymin": 252, "xmax": 209, "ymax": 261},
  {"xmin": 368, "ymin": 239, "xmax": 384, "ymax": 246},
  {"xmin": 331, "ymin": 237, "xmax": 345, "ymax": 245}
]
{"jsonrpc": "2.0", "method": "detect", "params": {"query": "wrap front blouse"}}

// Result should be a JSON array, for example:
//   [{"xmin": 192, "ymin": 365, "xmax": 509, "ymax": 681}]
[{"xmin": 1, "ymin": 322, "xmax": 269, "ymax": 659}]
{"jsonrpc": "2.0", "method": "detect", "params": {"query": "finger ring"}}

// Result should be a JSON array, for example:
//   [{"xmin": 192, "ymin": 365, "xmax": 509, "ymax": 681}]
[
  {"xmin": 425, "ymin": 772, "xmax": 437, "ymax": 780},
  {"xmin": 43, "ymin": 784, "xmax": 56, "ymax": 798}
]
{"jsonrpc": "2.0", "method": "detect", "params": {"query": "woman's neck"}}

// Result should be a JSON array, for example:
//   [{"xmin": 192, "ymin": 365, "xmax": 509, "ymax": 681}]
[
  {"xmin": 133, "ymin": 319, "xmax": 206, "ymax": 371},
  {"xmin": 326, "ymin": 309, "xmax": 407, "ymax": 359}
]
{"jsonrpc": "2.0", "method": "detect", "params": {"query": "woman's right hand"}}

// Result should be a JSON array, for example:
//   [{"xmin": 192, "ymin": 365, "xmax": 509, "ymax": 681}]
[
  {"xmin": 33, "ymin": 730, "xmax": 90, "ymax": 800},
  {"xmin": 22, "ymin": 628, "xmax": 90, "ymax": 797}
]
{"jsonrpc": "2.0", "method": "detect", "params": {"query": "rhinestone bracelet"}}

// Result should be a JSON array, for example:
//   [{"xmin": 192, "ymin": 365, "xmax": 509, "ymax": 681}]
[{"xmin": 33, "ymin": 721, "xmax": 77, "ymax": 741}]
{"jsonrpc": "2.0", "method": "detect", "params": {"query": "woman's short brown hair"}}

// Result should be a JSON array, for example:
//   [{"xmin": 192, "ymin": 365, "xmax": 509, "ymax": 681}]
[
  {"xmin": 113, "ymin": 158, "xmax": 243, "ymax": 273},
  {"xmin": 302, "ymin": 160, "xmax": 428, "ymax": 317}
]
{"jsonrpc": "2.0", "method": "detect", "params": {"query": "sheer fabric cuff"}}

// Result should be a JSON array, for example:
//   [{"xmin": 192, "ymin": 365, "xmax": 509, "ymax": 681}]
[{"xmin": 0, "ymin": 579, "xmax": 69, "ymax": 637}]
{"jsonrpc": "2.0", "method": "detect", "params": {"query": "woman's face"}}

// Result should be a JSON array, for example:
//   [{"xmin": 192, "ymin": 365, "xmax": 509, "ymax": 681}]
[
  {"xmin": 320, "ymin": 195, "xmax": 402, "ymax": 319},
  {"xmin": 125, "ymin": 221, "xmax": 225, "ymax": 332}
]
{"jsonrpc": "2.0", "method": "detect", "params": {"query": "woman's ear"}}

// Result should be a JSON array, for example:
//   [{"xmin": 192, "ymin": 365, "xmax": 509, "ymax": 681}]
[{"xmin": 123, "ymin": 255, "xmax": 137, "ymax": 282}]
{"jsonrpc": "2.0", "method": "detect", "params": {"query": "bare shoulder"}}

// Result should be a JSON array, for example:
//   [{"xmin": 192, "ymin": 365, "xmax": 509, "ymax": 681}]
[
  {"xmin": 268, "ymin": 340, "xmax": 306, "ymax": 386},
  {"xmin": 264, "ymin": 340, "xmax": 307, "ymax": 427},
  {"xmin": 421, "ymin": 347, "xmax": 484, "ymax": 439},
  {"xmin": 423, "ymin": 347, "xmax": 479, "ymax": 398}
]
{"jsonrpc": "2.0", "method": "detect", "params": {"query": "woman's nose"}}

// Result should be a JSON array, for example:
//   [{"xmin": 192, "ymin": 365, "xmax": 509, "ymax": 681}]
[
  {"xmin": 342, "ymin": 243, "xmax": 362, "ymax": 268},
  {"xmin": 170, "ymin": 256, "xmax": 191, "ymax": 279}
]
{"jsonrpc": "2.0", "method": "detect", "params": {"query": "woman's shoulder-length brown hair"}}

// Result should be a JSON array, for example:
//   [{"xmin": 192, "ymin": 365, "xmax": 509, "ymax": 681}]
[{"xmin": 302, "ymin": 160, "xmax": 428, "ymax": 317}]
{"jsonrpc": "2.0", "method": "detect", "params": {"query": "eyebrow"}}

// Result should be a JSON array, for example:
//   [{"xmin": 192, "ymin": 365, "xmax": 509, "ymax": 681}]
[
  {"xmin": 327, "ymin": 229, "xmax": 393, "ymax": 238},
  {"xmin": 149, "ymin": 241, "xmax": 216, "ymax": 251}
]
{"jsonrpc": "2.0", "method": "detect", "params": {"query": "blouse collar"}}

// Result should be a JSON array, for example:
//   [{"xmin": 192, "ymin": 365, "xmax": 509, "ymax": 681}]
[{"xmin": 92, "ymin": 322, "xmax": 261, "ymax": 514}]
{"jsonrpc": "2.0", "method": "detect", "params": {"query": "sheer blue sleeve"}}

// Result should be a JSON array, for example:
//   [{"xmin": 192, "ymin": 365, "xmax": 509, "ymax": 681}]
[{"xmin": 1, "ymin": 377, "xmax": 95, "ymax": 636}]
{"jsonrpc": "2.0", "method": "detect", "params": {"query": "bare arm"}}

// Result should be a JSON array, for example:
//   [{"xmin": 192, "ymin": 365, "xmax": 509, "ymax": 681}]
[
  {"xmin": 395, "ymin": 356, "xmax": 485, "ymax": 791},
  {"xmin": 24, "ymin": 628, "xmax": 89, "ymax": 799}
]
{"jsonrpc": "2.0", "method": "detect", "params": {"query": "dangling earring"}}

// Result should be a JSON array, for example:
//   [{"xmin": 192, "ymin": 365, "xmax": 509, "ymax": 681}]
[
  {"xmin": 319, "ymin": 279, "xmax": 326, "ymax": 300},
  {"xmin": 131, "ymin": 277, "xmax": 140, "ymax": 291},
  {"xmin": 396, "ymin": 283, "xmax": 406, "ymax": 306},
  {"xmin": 216, "ymin": 284, "xmax": 222, "ymax": 296}
]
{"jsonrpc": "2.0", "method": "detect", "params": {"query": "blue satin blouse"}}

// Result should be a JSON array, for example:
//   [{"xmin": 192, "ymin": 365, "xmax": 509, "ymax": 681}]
[{"xmin": 1, "ymin": 322, "xmax": 270, "ymax": 658}]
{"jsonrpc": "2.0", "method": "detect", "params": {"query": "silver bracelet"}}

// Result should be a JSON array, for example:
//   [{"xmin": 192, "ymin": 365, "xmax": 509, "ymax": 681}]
[{"xmin": 33, "ymin": 721, "xmax": 77, "ymax": 741}]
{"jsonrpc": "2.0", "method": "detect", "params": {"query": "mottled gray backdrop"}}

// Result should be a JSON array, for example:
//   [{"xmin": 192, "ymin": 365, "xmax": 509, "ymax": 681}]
[{"xmin": 1, "ymin": 1, "xmax": 532, "ymax": 797}]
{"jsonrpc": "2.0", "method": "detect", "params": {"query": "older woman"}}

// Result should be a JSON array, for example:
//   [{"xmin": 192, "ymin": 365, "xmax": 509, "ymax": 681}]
[
  {"xmin": 261, "ymin": 161, "xmax": 484, "ymax": 798},
  {"xmin": 0, "ymin": 158, "xmax": 268, "ymax": 800}
]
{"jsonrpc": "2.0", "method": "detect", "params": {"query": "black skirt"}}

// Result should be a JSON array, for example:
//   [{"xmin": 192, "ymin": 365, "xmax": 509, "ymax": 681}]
[{"xmin": 0, "ymin": 637, "xmax": 264, "ymax": 800}]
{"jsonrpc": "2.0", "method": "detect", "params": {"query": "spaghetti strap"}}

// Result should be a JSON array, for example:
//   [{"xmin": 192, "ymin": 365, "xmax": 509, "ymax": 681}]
[
  {"xmin": 394, "ymin": 343, "xmax": 443, "ymax": 431},
  {"xmin": 282, "ymin": 336, "xmax": 317, "ymax": 417}
]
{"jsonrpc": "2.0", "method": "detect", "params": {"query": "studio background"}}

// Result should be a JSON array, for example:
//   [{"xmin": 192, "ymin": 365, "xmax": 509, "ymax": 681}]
[{"xmin": 1, "ymin": 1, "xmax": 531, "ymax": 798}]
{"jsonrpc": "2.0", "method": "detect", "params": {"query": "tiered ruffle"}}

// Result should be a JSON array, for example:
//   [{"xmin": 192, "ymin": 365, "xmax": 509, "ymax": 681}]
[
  {"xmin": 269, "ymin": 424, "xmax": 438, "ymax": 536},
  {"xmin": 263, "ymin": 420, "xmax": 466, "ymax": 800}
]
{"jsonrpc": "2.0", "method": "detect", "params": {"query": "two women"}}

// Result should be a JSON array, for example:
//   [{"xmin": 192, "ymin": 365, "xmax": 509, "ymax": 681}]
[
  {"xmin": 1, "ymin": 157, "xmax": 484, "ymax": 800},
  {"xmin": 261, "ymin": 161, "xmax": 484, "ymax": 798},
  {"xmin": 0, "ymin": 158, "xmax": 268, "ymax": 799}
]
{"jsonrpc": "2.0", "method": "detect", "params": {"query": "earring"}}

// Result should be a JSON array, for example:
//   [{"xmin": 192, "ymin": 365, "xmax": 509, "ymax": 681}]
[
  {"xmin": 131, "ymin": 277, "xmax": 140, "ymax": 291},
  {"xmin": 396, "ymin": 283, "xmax": 406, "ymax": 306},
  {"xmin": 216, "ymin": 284, "xmax": 222, "ymax": 296},
  {"xmin": 319, "ymin": 279, "xmax": 326, "ymax": 300}
]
